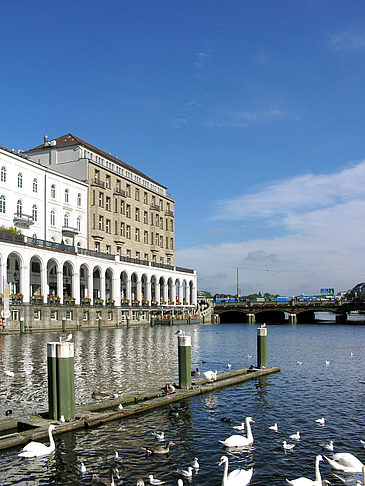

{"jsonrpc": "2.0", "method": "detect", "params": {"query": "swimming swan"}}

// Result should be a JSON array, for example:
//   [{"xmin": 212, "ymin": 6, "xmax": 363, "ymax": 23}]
[
  {"xmin": 324, "ymin": 453, "xmax": 364, "ymax": 473},
  {"xmin": 286, "ymin": 455, "xmax": 323, "ymax": 486},
  {"xmin": 18, "ymin": 424, "xmax": 56, "ymax": 457},
  {"xmin": 219, "ymin": 455, "xmax": 253, "ymax": 486},
  {"xmin": 220, "ymin": 417, "xmax": 254, "ymax": 447}
]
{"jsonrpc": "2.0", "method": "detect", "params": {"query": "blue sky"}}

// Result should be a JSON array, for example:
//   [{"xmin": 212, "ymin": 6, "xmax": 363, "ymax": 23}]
[{"xmin": 2, "ymin": 0, "xmax": 365, "ymax": 296}]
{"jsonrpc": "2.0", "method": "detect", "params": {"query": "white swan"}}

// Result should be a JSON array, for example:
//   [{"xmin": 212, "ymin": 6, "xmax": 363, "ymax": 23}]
[
  {"xmin": 233, "ymin": 422, "xmax": 245, "ymax": 431},
  {"xmin": 319, "ymin": 440, "xmax": 334, "ymax": 451},
  {"xmin": 203, "ymin": 370, "xmax": 217, "ymax": 382},
  {"xmin": 220, "ymin": 417, "xmax": 254, "ymax": 447},
  {"xmin": 286, "ymin": 455, "xmax": 323, "ymax": 486},
  {"xmin": 18, "ymin": 424, "xmax": 56, "ymax": 457},
  {"xmin": 360, "ymin": 440, "xmax": 365, "ymax": 449},
  {"xmin": 219, "ymin": 455, "xmax": 253, "ymax": 486},
  {"xmin": 324, "ymin": 453, "xmax": 364, "ymax": 473}
]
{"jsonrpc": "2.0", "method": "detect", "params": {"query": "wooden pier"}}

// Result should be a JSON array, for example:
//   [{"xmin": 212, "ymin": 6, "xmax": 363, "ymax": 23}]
[{"xmin": 0, "ymin": 366, "xmax": 279, "ymax": 452}]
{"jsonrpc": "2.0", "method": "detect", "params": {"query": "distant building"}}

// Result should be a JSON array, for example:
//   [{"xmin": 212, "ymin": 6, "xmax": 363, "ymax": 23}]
[{"xmin": 25, "ymin": 134, "xmax": 175, "ymax": 266}]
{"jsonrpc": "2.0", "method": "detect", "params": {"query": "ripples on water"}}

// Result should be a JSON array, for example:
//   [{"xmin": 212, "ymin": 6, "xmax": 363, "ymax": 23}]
[{"xmin": 0, "ymin": 323, "xmax": 364, "ymax": 485}]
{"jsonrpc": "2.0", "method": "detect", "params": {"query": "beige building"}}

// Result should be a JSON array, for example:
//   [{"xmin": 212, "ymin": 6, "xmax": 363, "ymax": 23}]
[{"xmin": 25, "ymin": 134, "xmax": 175, "ymax": 266}]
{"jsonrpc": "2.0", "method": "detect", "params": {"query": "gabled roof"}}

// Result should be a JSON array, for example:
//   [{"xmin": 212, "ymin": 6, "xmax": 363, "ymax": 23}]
[{"xmin": 25, "ymin": 133, "xmax": 166, "ymax": 189}]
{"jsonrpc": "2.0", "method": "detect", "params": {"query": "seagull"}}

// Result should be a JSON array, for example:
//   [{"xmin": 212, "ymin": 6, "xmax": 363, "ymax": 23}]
[
  {"xmin": 149, "ymin": 475, "xmax": 166, "ymax": 485},
  {"xmin": 114, "ymin": 451, "xmax": 123, "ymax": 463},
  {"xmin": 261, "ymin": 323, "xmax": 266, "ymax": 327},
  {"xmin": 319, "ymin": 440, "xmax": 334, "ymax": 451},
  {"xmin": 176, "ymin": 466, "xmax": 193, "ymax": 478},
  {"xmin": 80, "ymin": 462, "xmax": 86, "ymax": 473},
  {"xmin": 65, "ymin": 333, "xmax": 72, "ymax": 341},
  {"xmin": 296, "ymin": 361, "xmax": 303, "ymax": 365},
  {"xmin": 175, "ymin": 330, "xmax": 184, "ymax": 335},
  {"xmin": 361, "ymin": 440, "xmax": 365, "ymax": 448},
  {"xmin": 118, "ymin": 404, "xmax": 124, "ymax": 411},
  {"xmin": 227, "ymin": 363, "xmax": 232, "ymax": 369},
  {"xmin": 3, "ymin": 370, "xmax": 14, "ymax": 377},
  {"xmin": 191, "ymin": 457, "xmax": 199, "ymax": 469},
  {"xmin": 283, "ymin": 441, "xmax": 296, "ymax": 451},
  {"xmin": 315, "ymin": 417, "xmax": 325, "ymax": 425},
  {"xmin": 269, "ymin": 423, "xmax": 278, "ymax": 432},
  {"xmin": 325, "ymin": 360, "xmax": 330, "ymax": 366},
  {"xmin": 151, "ymin": 431, "xmax": 165, "ymax": 441},
  {"xmin": 247, "ymin": 355, "xmax": 253, "ymax": 359},
  {"xmin": 136, "ymin": 479, "xmax": 145, "ymax": 486},
  {"xmin": 289, "ymin": 432, "xmax": 300, "ymax": 440},
  {"xmin": 59, "ymin": 415, "xmax": 65, "ymax": 423}
]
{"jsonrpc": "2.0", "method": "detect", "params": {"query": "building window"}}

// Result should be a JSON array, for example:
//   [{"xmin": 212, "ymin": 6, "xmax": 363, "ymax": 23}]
[
  {"xmin": 51, "ymin": 310, "xmax": 58, "ymax": 320},
  {"xmin": 136, "ymin": 251, "xmax": 140, "ymax": 260},
  {"xmin": 108, "ymin": 311, "xmax": 113, "ymax": 321},
  {"xmin": 135, "ymin": 208, "xmax": 140, "ymax": 221},
  {"xmin": 167, "ymin": 258, "xmax": 171, "ymax": 265},
  {"xmin": 51, "ymin": 184, "xmax": 56, "ymax": 198},
  {"xmin": 155, "ymin": 214, "xmax": 159, "ymax": 226},
  {"xmin": 150, "ymin": 214, "xmax": 154, "ymax": 225},
  {"xmin": 152, "ymin": 254, "xmax": 156, "ymax": 263},
  {"xmin": 135, "ymin": 228, "xmax": 140, "ymax": 241},
  {"xmin": 65, "ymin": 189, "xmax": 69, "ymax": 202},
  {"xmin": 83, "ymin": 311, "xmax": 89, "ymax": 321},
  {"xmin": 16, "ymin": 200, "xmax": 22, "ymax": 217},
  {"xmin": 18, "ymin": 173, "xmax": 23, "ymax": 188},
  {"xmin": 160, "ymin": 235, "xmax": 163, "ymax": 247},
  {"xmin": 92, "ymin": 214, "xmax": 95, "ymax": 229},
  {"xmin": 114, "ymin": 221, "xmax": 118, "ymax": 235},
  {"xmin": 144, "ymin": 211, "xmax": 148, "ymax": 224},
  {"xmin": 151, "ymin": 231, "xmax": 154, "ymax": 244},
  {"xmin": 95, "ymin": 242, "xmax": 100, "ymax": 252},
  {"xmin": 126, "ymin": 184, "xmax": 131, "ymax": 197},
  {"xmin": 106, "ymin": 175, "xmax": 111, "ymax": 189},
  {"xmin": 106, "ymin": 219, "xmax": 111, "ymax": 233},
  {"xmin": 166, "ymin": 236, "xmax": 169, "ymax": 249},
  {"xmin": 66, "ymin": 310, "xmax": 72, "ymax": 320},
  {"xmin": 156, "ymin": 233, "xmax": 159, "ymax": 245},
  {"xmin": 33, "ymin": 178, "xmax": 38, "ymax": 193},
  {"xmin": 144, "ymin": 231, "xmax": 148, "ymax": 244},
  {"xmin": 32, "ymin": 204, "xmax": 37, "ymax": 222},
  {"xmin": 106, "ymin": 245, "xmax": 111, "ymax": 254},
  {"xmin": 114, "ymin": 199, "xmax": 118, "ymax": 212},
  {"xmin": 126, "ymin": 204, "xmax": 130, "ymax": 218},
  {"xmin": 170, "ymin": 220, "xmax": 174, "ymax": 231},
  {"xmin": 160, "ymin": 257, "xmax": 164, "ymax": 264},
  {"xmin": 144, "ymin": 253, "xmax": 148, "ymax": 261},
  {"xmin": 0, "ymin": 167, "xmax": 6, "ymax": 182},
  {"xmin": 99, "ymin": 192, "xmax": 104, "ymax": 207},
  {"xmin": 120, "ymin": 222, "xmax": 125, "ymax": 236},
  {"xmin": 77, "ymin": 193, "xmax": 82, "ymax": 206},
  {"xmin": 34, "ymin": 310, "xmax": 41, "ymax": 320},
  {"xmin": 50, "ymin": 210, "xmax": 55, "ymax": 225},
  {"xmin": 135, "ymin": 188, "xmax": 140, "ymax": 201},
  {"xmin": 0, "ymin": 195, "xmax": 5, "ymax": 214},
  {"xmin": 159, "ymin": 199, "xmax": 163, "ymax": 210},
  {"xmin": 160, "ymin": 217, "xmax": 163, "ymax": 228},
  {"xmin": 92, "ymin": 190, "xmax": 95, "ymax": 205},
  {"xmin": 126, "ymin": 225, "xmax": 130, "ymax": 239},
  {"xmin": 77, "ymin": 217, "xmax": 81, "ymax": 231},
  {"xmin": 99, "ymin": 216, "xmax": 103, "ymax": 230},
  {"xmin": 12, "ymin": 310, "xmax": 20, "ymax": 321},
  {"xmin": 144, "ymin": 192, "xmax": 148, "ymax": 204},
  {"xmin": 64, "ymin": 213, "xmax": 69, "ymax": 227},
  {"xmin": 170, "ymin": 237, "xmax": 173, "ymax": 249},
  {"xmin": 120, "ymin": 200, "xmax": 125, "ymax": 214},
  {"xmin": 106, "ymin": 196, "xmax": 111, "ymax": 211},
  {"xmin": 126, "ymin": 249, "xmax": 131, "ymax": 257}
]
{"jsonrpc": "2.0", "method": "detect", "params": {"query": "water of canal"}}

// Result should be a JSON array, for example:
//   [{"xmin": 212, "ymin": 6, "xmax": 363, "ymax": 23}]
[{"xmin": 0, "ymin": 322, "xmax": 364, "ymax": 485}]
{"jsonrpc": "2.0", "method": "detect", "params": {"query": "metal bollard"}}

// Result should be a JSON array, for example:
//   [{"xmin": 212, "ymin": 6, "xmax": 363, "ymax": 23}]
[
  {"xmin": 20, "ymin": 318, "xmax": 25, "ymax": 334},
  {"xmin": 47, "ymin": 341, "xmax": 75, "ymax": 421},
  {"xmin": 126, "ymin": 317, "xmax": 130, "ymax": 328},
  {"xmin": 178, "ymin": 334, "xmax": 191, "ymax": 390},
  {"xmin": 257, "ymin": 326, "xmax": 267, "ymax": 369},
  {"xmin": 62, "ymin": 319, "xmax": 66, "ymax": 333},
  {"xmin": 98, "ymin": 319, "xmax": 103, "ymax": 331},
  {"xmin": 150, "ymin": 316, "xmax": 154, "ymax": 327}
]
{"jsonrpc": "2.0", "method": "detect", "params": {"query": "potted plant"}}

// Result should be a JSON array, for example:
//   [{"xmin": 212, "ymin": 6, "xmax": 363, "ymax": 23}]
[
  {"xmin": 94, "ymin": 298, "xmax": 104, "ymax": 306},
  {"xmin": 32, "ymin": 294, "xmax": 44, "ymax": 304},
  {"xmin": 121, "ymin": 299, "xmax": 130, "ymax": 305},
  {"xmin": 151, "ymin": 300, "xmax": 158, "ymax": 306},
  {"xmin": 183, "ymin": 300, "xmax": 188, "ymax": 305},
  {"xmin": 48, "ymin": 295, "xmax": 60, "ymax": 304},
  {"xmin": 160, "ymin": 300, "xmax": 166, "ymax": 305},
  {"xmin": 11, "ymin": 293, "xmax": 23, "ymax": 303},
  {"xmin": 176, "ymin": 301, "xmax": 182, "ymax": 305},
  {"xmin": 81, "ymin": 297, "xmax": 91, "ymax": 305},
  {"xmin": 132, "ymin": 299, "xmax": 140, "ymax": 306},
  {"xmin": 142, "ymin": 300, "xmax": 149, "ymax": 306},
  {"xmin": 106, "ymin": 298, "xmax": 115, "ymax": 306},
  {"xmin": 168, "ymin": 300, "xmax": 174, "ymax": 305},
  {"xmin": 64, "ymin": 296, "xmax": 76, "ymax": 305}
]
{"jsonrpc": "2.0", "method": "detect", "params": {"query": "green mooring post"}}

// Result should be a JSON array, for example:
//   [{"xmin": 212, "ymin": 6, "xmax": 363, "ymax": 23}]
[
  {"xmin": 289, "ymin": 313, "xmax": 297, "ymax": 324},
  {"xmin": 62, "ymin": 319, "xmax": 66, "ymax": 333},
  {"xmin": 188, "ymin": 315, "xmax": 191, "ymax": 325},
  {"xmin": 150, "ymin": 316, "xmax": 154, "ymax": 327},
  {"xmin": 257, "ymin": 326, "xmax": 267, "ymax": 369},
  {"xmin": 98, "ymin": 319, "xmax": 103, "ymax": 331},
  {"xmin": 178, "ymin": 334, "xmax": 191, "ymax": 390},
  {"xmin": 47, "ymin": 341, "xmax": 75, "ymax": 421},
  {"xmin": 248, "ymin": 313, "xmax": 256, "ymax": 324},
  {"xmin": 20, "ymin": 318, "xmax": 25, "ymax": 334}
]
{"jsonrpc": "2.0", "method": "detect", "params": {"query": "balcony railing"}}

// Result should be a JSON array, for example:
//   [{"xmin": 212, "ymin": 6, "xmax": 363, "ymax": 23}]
[
  {"xmin": 0, "ymin": 231, "xmax": 25, "ymax": 244},
  {"xmin": 150, "ymin": 203, "xmax": 161, "ymax": 211},
  {"xmin": 27, "ymin": 237, "xmax": 75, "ymax": 253},
  {"xmin": 114, "ymin": 187, "xmax": 126, "ymax": 197},
  {"xmin": 120, "ymin": 256, "xmax": 149, "ymax": 266},
  {"xmin": 176, "ymin": 266, "xmax": 195, "ymax": 274},
  {"xmin": 13, "ymin": 213, "xmax": 34, "ymax": 227},
  {"xmin": 93, "ymin": 178, "xmax": 105, "ymax": 188},
  {"xmin": 151, "ymin": 262, "xmax": 174, "ymax": 270},
  {"xmin": 77, "ymin": 247, "xmax": 115, "ymax": 260},
  {"xmin": 165, "ymin": 210, "xmax": 174, "ymax": 217},
  {"xmin": 62, "ymin": 225, "xmax": 79, "ymax": 236}
]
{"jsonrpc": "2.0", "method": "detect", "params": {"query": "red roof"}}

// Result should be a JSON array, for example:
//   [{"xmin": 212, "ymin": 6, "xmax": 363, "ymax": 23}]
[{"xmin": 25, "ymin": 133, "xmax": 166, "ymax": 189}]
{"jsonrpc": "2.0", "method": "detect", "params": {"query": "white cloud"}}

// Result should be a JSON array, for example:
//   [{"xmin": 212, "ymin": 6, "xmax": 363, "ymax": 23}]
[
  {"xmin": 202, "ymin": 108, "xmax": 296, "ymax": 129},
  {"xmin": 176, "ymin": 160, "xmax": 365, "ymax": 296},
  {"xmin": 329, "ymin": 31, "xmax": 365, "ymax": 53}
]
